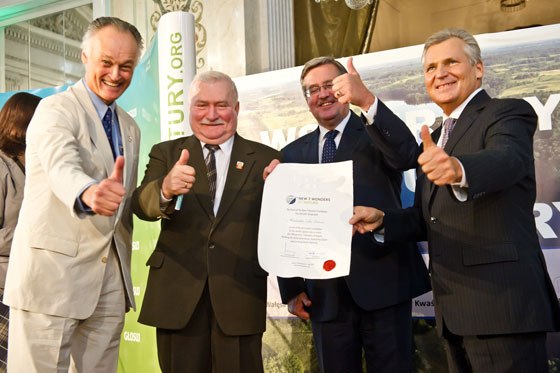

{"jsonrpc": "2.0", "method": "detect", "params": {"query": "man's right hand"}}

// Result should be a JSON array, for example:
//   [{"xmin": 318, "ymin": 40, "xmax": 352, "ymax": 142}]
[
  {"xmin": 161, "ymin": 149, "xmax": 196, "ymax": 199},
  {"xmin": 287, "ymin": 292, "xmax": 312, "ymax": 320},
  {"xmin": 349, "ymin": 205, "xmax": 385, "ymax": 235}
]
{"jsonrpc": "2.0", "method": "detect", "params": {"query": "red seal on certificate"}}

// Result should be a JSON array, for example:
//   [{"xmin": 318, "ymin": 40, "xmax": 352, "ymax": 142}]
[{"xmin": 323, "ymin": 260, "xmax": 336, "ymax": 272}]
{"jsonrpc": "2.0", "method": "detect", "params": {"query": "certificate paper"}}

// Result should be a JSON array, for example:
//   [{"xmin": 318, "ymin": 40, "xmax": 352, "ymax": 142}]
[{"xmin": 258, "ymin": 161, "xmax": 353, "ymax": 279}]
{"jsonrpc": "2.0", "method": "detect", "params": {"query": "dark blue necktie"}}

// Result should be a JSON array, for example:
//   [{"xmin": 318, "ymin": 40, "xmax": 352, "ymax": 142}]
[
  {"xmin": 102, "ymin": 107, "xmax": 116, "ymax": 159},
  {"xmin": 321, "ymin": 130, "xmax": 338, "ymax": 163}
]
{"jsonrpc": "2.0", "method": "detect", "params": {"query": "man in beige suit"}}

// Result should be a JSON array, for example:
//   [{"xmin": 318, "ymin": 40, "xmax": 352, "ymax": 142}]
[{"xmin": 4, "ymin": 17, "xmax": 143, "ymax": 372}]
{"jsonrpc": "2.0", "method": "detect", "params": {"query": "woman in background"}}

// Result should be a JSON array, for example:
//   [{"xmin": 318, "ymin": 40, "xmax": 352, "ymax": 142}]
[{"xmin": 0, "ymin": 92, "xmax": 41, "ymax": 370}]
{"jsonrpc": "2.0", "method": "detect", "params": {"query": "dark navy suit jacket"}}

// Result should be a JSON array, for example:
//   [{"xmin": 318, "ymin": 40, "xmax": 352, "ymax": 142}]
[{"xmin": 278, "ymin": 102, "xmax": 431, "ymax": 321}]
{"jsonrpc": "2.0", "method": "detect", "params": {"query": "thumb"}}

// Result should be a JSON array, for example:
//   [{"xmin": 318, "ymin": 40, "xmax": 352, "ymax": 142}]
[
  {"xmin": 347, "ymin": 56, "xmax": 358, "ymax": 75},
  {"xmin": 111, "ymin": 156, "xmax": 124, "ymax": 183},
  {"xmin": 421, "ymin": 125, "xmax": 436, "ymax": 151},
  {"xmin": 177, "ymin": 149, "xmax": 189, "ymax": 165}
]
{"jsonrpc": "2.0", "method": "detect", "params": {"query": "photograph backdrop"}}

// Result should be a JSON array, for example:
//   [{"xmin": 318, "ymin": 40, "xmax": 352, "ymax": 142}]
[{"xmin": 0, "ymin": 13, "xmax": 558, "ymax": 372}]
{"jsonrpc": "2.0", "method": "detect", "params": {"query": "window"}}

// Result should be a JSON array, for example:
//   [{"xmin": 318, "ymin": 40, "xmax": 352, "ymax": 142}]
[{"xmin": 1, "ymin": 4, "xmax": 92, "ymax": 92}]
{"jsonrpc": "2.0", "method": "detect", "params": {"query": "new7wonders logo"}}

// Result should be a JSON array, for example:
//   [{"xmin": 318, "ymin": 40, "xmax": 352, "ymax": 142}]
[{"xmin": 286, "ymin": 195, "xmax": 297, "ymax": 205}]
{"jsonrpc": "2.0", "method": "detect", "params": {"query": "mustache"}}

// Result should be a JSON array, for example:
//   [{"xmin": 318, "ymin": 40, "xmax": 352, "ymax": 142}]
[{"xmin": 201, "ymin": 120, "xmax": 226, "ymax": 125}]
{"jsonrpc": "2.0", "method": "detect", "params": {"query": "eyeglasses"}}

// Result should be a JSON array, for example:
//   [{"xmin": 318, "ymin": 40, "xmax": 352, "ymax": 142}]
[{"xmin": 303, "ymin": 81, "xmax": 334, "ymax": 98}]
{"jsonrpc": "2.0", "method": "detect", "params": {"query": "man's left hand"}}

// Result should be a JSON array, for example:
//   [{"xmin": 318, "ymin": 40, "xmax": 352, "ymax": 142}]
[
  {"xmin": 418, "ymin": 125, "xmax": 462, "ymax": 186},
  {"xmin": 332, "ymin": 57, "xmax": 375, "ymax": 111}
]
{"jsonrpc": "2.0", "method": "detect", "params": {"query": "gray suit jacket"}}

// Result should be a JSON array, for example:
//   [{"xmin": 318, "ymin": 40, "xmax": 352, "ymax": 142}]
[
  {"xmin": 4, "ymin": 81, "xmax": 140, "ymax": 318},
  {"xmin": 0, "ymin": 152, "xmax": 24, "ymax": 289}
]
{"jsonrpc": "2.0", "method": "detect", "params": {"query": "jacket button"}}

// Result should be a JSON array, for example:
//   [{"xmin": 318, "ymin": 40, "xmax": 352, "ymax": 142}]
[
  {"xmin": 430, "ymin": 217, "xmax": 437, "ymax": 224},
  {"xmin": 209, "ymin": 244, "xmax": 215, "ymax": 250},
  {"xmin": 101, "ymin": 257, "xmax": 108, "ymax": 263}
]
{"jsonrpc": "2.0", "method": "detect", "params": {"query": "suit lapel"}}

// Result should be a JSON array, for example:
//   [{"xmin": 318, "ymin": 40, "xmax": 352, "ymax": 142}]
[
  {"xmin": 70, "ymin": 81, "xmax": 114, "ymax": 178},
  {"xmin": 428, "ymin": 126, "xmax": 442, "ymax": 196},
  {"xmin": 427, "ymin": 90, "xmax": 491, "ymax": 202},
  {"xmin": 443, "ymin": 90, "xmax": 490, "ymax": 154},
  {"xmin": 215, "ymin": 134, "xmax": 254, "ymax": 224},
  {"xmin": 115, "ymin": 105, "xmax": 136, "ymax": 189},
  {"xmin": 335, "ymin": 112, "xmax": 363, "ymax": 162},
  {"xmin": 183, "ymin": 136, "xmax": 215, "ymax": 220},
  {"xmin": 303, "ymin": 127, "xmax": 320, "ymax": 163}
]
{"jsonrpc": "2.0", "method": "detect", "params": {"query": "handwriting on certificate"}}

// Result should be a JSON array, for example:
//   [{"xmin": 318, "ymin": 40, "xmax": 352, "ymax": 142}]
[{"xmin": 258, "ymin": 161, "xmax": 353, "ymax": 279}]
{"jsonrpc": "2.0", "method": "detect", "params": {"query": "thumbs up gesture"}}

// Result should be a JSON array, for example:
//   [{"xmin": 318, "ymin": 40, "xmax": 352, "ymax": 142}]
[
  {"xmin": 332, "ymin": 57, "xmax": 376, "ymax": 111},
  {"xmin": 417, "ymin": 125, "xmax": 463, "ymax": 186},
  {"xmin": 81, "ymin": 156, "xmax": 127, "ymax": 216},
  {"xmin": 162, "ymin": 149, "xmax": 196, "ymax": 199}
]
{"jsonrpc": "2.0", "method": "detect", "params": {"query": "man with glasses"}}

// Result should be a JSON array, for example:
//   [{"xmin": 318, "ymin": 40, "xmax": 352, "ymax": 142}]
[{"xmin": 269, "ymin": 56, "xmax": 431, "ymax": 372}]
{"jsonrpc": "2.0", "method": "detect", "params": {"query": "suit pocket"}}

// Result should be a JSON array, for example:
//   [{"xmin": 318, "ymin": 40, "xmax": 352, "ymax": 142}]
[
  {"xmin": 146, "ymin": 251, "xmax": 165, "ymax": 268},
  {"xmin": 28, "ymin": 233, "xmax": 78, "ymax": 257},
  {"xmin": 462, "ymin": 243, "xmax": 518, "ymax": 266}
]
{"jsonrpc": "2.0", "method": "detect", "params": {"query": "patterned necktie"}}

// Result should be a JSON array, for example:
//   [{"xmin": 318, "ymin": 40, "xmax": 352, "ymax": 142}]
[
  {"xmin": 102, "ymin": 107, "xmax": 116, "ymax": 159},
  {"xmin": 321, "ymin": 130, "xmax": 338, "ymax": 163},
  {"xmin": 441, "ymin": 117, "xmax": 457, "ymax": 149},
  {"xmin": 205, "ymin": 144, "xmax": 220, "ymax": 205}
]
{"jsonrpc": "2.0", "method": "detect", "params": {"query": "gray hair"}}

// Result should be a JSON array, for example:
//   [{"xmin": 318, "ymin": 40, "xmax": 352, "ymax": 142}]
[
  {"xmin": 300, "ymin": 56, "xmax": 347, "ymax": 89},
  {"xmin": 82, "ymin": 17, "xmax": 144, "ymax": 59},
  {"xmin": 422, "ymin": 29, "xmax": 481, "ymax": 67},
  {"xmin": 190, "ymin": 71, "xmax": 239, "ymax": 104}
]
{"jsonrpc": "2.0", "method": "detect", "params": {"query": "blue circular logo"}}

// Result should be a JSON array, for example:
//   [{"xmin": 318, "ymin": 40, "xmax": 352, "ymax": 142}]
[{"xmin": 286, "ymin": 195, "xmax": 296, "ymax": 205}]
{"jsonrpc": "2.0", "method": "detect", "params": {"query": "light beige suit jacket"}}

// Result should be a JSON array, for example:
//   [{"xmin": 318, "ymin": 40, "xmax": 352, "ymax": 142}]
[{"xmin": 4, "ymin": 81, "xmax": 140, "ymax": 319}]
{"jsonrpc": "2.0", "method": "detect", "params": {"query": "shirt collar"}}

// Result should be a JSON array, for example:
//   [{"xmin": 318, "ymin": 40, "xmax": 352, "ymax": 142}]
[
  {"xmin": 444, "ymin": 87, "xmax": 482, "ymax": 122},
  {"xmin": 200, "ymin": 134, "xmax": 235, "ymax": 156},
  {"xmin": 82, "ymin": 79, "xmax": 116, "ymax": 121},
  {"xmin": 318, "ymin": 111, "xmax": 351, "ymax": 140}
]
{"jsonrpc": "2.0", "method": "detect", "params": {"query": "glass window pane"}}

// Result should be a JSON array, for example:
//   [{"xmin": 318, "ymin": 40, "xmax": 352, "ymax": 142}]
[{"xmin": 3, "ymin": 4, "xmax": 92, "ymax": 92}]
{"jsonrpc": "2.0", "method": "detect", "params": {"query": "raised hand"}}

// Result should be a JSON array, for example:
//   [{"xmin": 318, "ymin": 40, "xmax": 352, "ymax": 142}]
[
  {"xmin": 417, "ymin": 125, "xmax": 462, "ymax": 186},
  {"xmin": 161, "ymin": 149, "xmax": 196, "ymax": 199},
  {"xmin": 82, "ymin": 156, "xmax": 127, "ymax": 216},
  {"xmin": 331, "ymin": 57, "xmax": 375, "ymax": 111}
]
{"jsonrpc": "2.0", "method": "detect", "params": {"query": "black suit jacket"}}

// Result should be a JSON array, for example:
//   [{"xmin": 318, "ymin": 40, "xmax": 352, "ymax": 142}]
[
  {"xmin": 132, "ymin": 134, "xmax": 281, "ymax": 336},
  {"xmin": 380, "ymin": 90, "xmax": 560, "ymax": 336},
  {"xmin": 278, "ymin": 105, "xmax": 431, "ymax": 321}
]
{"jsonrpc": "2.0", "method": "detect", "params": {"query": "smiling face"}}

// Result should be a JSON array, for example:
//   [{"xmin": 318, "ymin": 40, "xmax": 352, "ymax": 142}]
[
  {"xmin": 302, "ymin": 63, "xmax": 349, "ymax": 129},
  {"xmin": 189, "ymin": 79, "xmax": 239, "ymax": 145},
  {"xmin": 423, "ymin": 37, "xmax": 483, "ymax": 115},
  {"xmin": 82, "ymin": 26, "xmax": 139, "ymax": 105}
]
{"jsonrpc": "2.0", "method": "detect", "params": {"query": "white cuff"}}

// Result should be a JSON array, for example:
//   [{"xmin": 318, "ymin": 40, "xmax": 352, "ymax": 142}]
[{"xmin": 360, "ymin": 96, "xmax": 379, "ymax": 126}]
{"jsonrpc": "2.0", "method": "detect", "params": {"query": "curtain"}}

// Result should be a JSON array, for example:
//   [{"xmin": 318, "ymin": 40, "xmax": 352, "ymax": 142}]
[{"xmin": 294, "ymin": 0, "xmax": 379, "ymax": 66}]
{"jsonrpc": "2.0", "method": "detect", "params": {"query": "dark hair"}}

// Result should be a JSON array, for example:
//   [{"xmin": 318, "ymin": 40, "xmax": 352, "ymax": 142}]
[
  {"xmin": 0, "ymin": 92, "xmax": 42, "ymax": 157},
  {"xmin": 300, "ymin": 56, "xmax": 347, "ymax": 94},
  {"xmin": 82, "ymin": 17, "xmax": 144, "ymax": 59}
]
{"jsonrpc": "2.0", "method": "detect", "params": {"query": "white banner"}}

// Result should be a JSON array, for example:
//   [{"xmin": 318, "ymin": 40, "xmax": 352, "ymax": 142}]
[{"xmin": 157, "ymin": 11, "xmax": 196, "ymax": 141}]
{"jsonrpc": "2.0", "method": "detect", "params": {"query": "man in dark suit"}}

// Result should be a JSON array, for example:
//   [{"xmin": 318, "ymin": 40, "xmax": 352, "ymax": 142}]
[
  {"xmin": 351, "ymin": 29, "xmax": 560, "ymax": 372},
  {"xmin": 132, "ymin": 71, "xmax": 281, "ymax": 373},
  {"xmin": 267, "ymin": 56, "xmax": 431, "ymax": 372}
]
